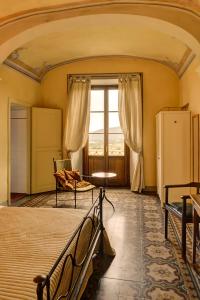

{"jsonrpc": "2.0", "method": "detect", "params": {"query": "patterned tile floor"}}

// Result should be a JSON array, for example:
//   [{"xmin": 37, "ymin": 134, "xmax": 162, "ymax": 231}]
[{"xmin": 17, "ymin": 189, "xmax": 200, "ymax": 299}]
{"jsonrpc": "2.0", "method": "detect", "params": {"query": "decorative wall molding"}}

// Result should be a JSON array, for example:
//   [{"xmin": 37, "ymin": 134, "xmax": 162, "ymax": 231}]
[
  {"xmin": 0, "ymin": 1, "xmax": 200, "ymax": 28},
  {"xmin": 4, "ymin": 59, "xmax": 41, "ymax": 82},
  {"xmin": 4, "ymin": 52, "xmax": 194, "ymax": 83},
  {"xmin": 178, "ymin": 48, "xmax": 196, "ymax": 77}
]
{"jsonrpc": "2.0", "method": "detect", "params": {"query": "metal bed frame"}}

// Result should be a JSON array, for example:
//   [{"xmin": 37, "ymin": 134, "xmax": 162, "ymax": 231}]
[{"xmin": 33, "ymin": 187, "xmax": 105, "ymax": 300}]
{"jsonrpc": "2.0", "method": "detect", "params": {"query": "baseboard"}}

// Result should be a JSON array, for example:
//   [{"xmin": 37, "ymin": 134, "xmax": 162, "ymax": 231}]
[
  {"xmin": 0, "ymin": 201, "xmax": 8, "ymax": 206},
  {"xmin": 142, "ymin": 186, "xmax": 158, "ymax": 195}
]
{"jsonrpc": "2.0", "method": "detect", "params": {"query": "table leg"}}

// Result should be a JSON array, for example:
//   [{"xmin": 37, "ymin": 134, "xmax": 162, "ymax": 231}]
[
  {"xmin": 193, "ymin": 208, "xmax": 198, "ymax": 264},
  {"xmin": 99, "ymin": 187, "xmax": 104, "ymax": 255},
  {"xmin": 104, "ymin": 194, "xmax": 115, "ymax": 211},
  {"xmin": 100, "ymin": 187, "xmax": 115, "ymax": 211}
]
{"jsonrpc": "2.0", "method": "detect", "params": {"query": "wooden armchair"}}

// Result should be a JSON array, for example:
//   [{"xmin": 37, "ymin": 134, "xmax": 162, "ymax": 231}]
[
  {"xmin": 164, "ymin": 182, "xmax": 200, "ymax": 260},
  {"xmin": 53, "ymin": 158, "xmax": 95, "ymax": 208}
]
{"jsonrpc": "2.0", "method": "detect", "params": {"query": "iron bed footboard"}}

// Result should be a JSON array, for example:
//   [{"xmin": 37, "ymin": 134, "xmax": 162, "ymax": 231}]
[{"xmin": 33, "ymin": 187, "xmax": 105, "ymax": 300}]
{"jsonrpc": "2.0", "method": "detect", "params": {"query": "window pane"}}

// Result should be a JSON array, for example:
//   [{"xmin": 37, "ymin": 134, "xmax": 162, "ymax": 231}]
[
  {"xmin": 108, "ymin": 89, "xmax": 118, "ymax": 111},
  {"xmin": 109, "ymin": 112, "xmax": 122, "ymax": 133},
  {"xmin": 91, "ymin": 90, "xmax": 104, "ymax": 111},
  {"xmin": 108, "ymin": 134, "xmax": 124, "ymax": 156},
  {"xmin": 89, "ymin": 113, "xmax": 104, "ymax": 133},
  {"xmin": 88, "ymin": 134, "xmax": 104, "ymax": 156}
]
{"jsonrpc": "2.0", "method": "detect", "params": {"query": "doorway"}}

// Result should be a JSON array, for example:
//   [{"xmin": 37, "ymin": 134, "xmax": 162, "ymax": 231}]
[
  {"xmin": 10, "ymin": 104, "xmax": 30, "ymax": 204},
  {"xmin": 83, "ymin": 85, "xmax": 129, "ymax": 186}
]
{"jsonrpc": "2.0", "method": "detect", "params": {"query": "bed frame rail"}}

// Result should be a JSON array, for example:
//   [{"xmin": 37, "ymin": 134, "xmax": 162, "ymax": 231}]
[{"xmin": 34, "ymin": 187, "xmax": 104, "ymax": 300}]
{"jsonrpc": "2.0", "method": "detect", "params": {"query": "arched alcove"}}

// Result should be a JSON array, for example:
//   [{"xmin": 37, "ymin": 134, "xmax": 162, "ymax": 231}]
[{"xmin": 0, "ymin": 1, "xmax": 200, "ymax": 63}]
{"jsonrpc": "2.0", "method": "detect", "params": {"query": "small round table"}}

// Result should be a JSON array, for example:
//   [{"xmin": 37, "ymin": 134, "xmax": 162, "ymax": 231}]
[{"xmin": 92, "ymin": 172, "xmax": 116, "ymax": 211}]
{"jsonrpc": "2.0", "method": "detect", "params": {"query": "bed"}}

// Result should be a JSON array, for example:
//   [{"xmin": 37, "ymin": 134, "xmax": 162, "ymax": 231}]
[{"xmin": 0, "ymin": 189, "xmax": 115, "ymax": 300}]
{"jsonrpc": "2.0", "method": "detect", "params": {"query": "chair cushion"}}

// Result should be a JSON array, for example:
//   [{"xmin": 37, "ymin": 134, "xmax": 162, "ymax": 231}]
[
  {"xmin": 76, "ymin": 180, "xmax": 91, "ymax": 188},
  {"xmin": 54, "ymin": 170, "xmax": 74, "ymax": 189},
  {"xmin": 64, "ymin": 170, "xmax": 81, "ymax": 181},
  {"xmin": 54, "ymin": 169, "xmax": 95, "ymax": 191},
  {"xmin": 54, "ymin": 170, "xmax": 66, "ymax": 186},
  {"xmin": 76, "ymin": 184, "xmax": 96, "ymax": 192},
  {"xmin": 64, "ymin": 181, "xmax": 74, "ymax": 190},
  {"xmin": 170, "ymin": 202, "xmax": 193, "ymax": 218}
]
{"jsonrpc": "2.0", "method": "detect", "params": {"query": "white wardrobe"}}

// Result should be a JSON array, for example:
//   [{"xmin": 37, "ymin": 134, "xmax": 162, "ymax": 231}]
[{"xmin": 156, "ymin": 111, "xmax": 191, "ymax": 206}]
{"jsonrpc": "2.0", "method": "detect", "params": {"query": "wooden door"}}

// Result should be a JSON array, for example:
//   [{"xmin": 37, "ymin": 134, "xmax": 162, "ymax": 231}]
[
  {"xmin": 83, "ymin": 86, "xmax": 129, "ymax": 187},
  {"xmin": 31, "ymin": 107, "xmax": 62, "ymax": 193}
]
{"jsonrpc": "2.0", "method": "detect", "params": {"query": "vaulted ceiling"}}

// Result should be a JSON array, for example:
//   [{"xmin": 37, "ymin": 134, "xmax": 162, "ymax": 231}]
[
  {"xmin": 0, "ymin": 0, "xmax": 199, "ymax": 19},
  {"xmin": 0, "ymin": 1, "xmax": 200, "ymax": 81}
]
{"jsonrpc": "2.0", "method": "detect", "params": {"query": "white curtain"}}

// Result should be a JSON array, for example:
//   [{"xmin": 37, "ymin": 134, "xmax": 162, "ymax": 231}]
[
  {"xmin": 63, "ymin": 78, "xmax": 91, "ymax": 158},
  {"xmin": 118, "ymin": 75, "xmax": 145, "ymax": 192}
]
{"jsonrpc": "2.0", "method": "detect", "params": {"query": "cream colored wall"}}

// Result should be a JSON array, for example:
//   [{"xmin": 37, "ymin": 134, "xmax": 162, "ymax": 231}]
[
  {"xmin": 0, "ymin": 64, "xmax": 41, "ymax": 203},
  {"xmin": 41, "ymin": 57, "xmax": 180, "ymax": 187},
  {"xmin": 180, "ymin": 57, "xmax": 200, "ymax": 113}
]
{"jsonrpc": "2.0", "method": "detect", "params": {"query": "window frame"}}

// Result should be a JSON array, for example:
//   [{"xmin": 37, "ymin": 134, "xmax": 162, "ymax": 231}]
[{"xmin": 88, "ymin": 84, "xmax": 125, "ymax": 157}]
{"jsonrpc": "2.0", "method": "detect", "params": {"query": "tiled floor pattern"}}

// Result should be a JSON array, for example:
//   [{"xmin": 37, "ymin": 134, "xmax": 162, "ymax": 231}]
[
  {"xmin": 18, "ymin": 189, "xmax": 200, "ymax": 299},
  {"xmin": 168, "ymin": 214, "xmax": 200, "ymax": 295}
]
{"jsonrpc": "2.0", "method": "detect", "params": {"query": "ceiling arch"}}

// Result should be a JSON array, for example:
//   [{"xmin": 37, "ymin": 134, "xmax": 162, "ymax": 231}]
[
  {"xmin": 0, "ymin": 1, "xmax": 200, "ymax": 58},
  {"xmin": 0, "ymin": 1, "xmax": 200, "ymax": 80},
  {"xmin": 3, "ymin": 14, "xmax": 196, "ymax": 79},
  {"xmin": 1, "ymin": 0, "xmax": 200, "ymax": 19},
  {"xmin": 0, "ymin": 1, "xmax": 200, "ymax": 26}
]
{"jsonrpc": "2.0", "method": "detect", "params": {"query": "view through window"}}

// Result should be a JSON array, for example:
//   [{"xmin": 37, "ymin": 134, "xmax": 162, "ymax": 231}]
[{"xmin": 88, "ymin": 87, "xmax": 124, "ymax": 156}]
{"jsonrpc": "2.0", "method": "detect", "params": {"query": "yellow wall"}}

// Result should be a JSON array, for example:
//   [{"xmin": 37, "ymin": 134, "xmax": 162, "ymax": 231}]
[
  {"xmin": 180, "ymin": 57, "xmax": 200, "ymax": 113},
  {"xmin": 179, "ymin": 57, "xmax": 200, "ymax": 182},
  {"xmin": 41, "ymin": 57, "xmax": 180, "ymax": 187},
  {"xmin": 0, "ymin": 64, "xmax": 41, "ymax": 203}
]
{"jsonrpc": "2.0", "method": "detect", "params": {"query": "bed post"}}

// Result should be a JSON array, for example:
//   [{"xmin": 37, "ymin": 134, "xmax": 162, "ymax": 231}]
[
  {"xmin": 55, "ymin": 181, "xmax": 58, "ymax": 208},
  {"xmin": 74, "ymin": 180, "xmax": 77, "ymax": 208},
  {"xmin": 99, "ymin": 187, "xmax": 104, "ymax": 255},
  {"xmin": 34, "ymin": 275, "xmax": 46, "ymax": 300}
]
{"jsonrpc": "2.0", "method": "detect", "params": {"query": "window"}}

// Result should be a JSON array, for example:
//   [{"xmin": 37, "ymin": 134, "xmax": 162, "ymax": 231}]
[{"xmin": 88, "ymin": 87, "xmax": 124, "ymax": 157}]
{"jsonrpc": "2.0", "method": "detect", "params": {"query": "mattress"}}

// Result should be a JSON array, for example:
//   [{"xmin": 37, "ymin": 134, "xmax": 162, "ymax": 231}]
[{"xmin": 0, "ymin": 206, "xmax": 102, "ymax": 299}]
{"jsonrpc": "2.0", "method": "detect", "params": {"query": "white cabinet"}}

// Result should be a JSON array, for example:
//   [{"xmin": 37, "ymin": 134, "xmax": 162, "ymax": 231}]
[{"xmin": 156, "ymin": 111, "xmax": 191, "ymax": 206}]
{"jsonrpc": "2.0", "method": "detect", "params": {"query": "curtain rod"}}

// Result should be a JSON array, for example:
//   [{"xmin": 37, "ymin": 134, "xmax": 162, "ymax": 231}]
[{"xmin": 67, "ymin": 72, "xmax": 141, "ymax": 80}]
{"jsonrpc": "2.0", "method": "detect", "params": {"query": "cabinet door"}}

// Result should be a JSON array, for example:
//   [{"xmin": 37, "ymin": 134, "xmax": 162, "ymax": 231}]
[
  {"xmin": 163, "ymin": 112, "xmax": 191, "ymax": 202},
  {"xmin": 156, "ymin": 114, "xmax": 162, "ymax": 199},
  {"xmin": 163, "ymin": 112, "xmax": 190, "ymax": 184},
  {"xmin": 193, "ymin": 115, "xmax": 199, "ymax": 182},
  {"xmin": 31, "ymin": 108, "xmax": 62, "ymax": 193}
]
